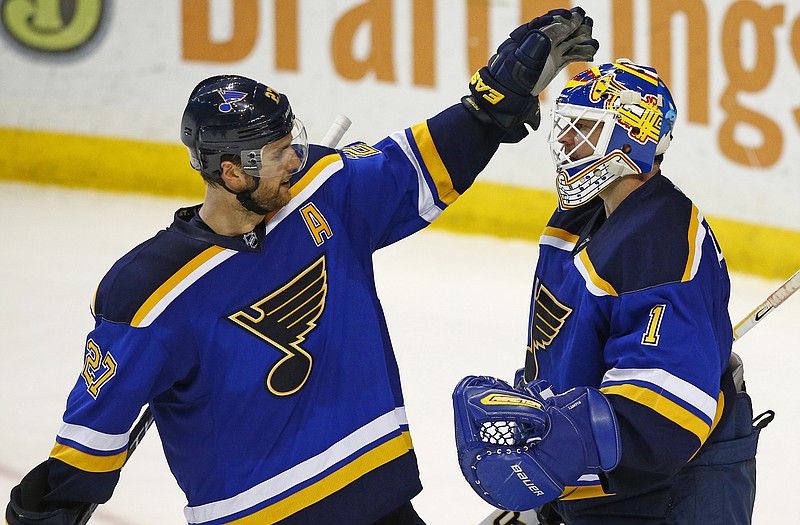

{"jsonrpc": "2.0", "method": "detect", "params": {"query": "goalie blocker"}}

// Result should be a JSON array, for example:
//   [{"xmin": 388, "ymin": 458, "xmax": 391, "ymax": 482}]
[{"xmin": 453, "ymin": 375, "xmax": 620, "ymax": 511}]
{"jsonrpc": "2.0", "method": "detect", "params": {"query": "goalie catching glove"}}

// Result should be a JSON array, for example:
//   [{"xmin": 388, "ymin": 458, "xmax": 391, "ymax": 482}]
[
  {"xmin": 452, "ymin": 375, "xmax": 621, "ymax": 511},
  {"xmin": 462, "ymin": 6, "xmax": 599, "ymax": 142}
]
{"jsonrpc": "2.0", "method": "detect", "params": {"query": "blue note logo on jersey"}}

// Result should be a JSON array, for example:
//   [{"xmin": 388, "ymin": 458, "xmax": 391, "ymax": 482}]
[
  {"xmin": 530, "ymin": 281, "xmax": 573, "ymax": 352},
  {"xmin": 217, "ymin": 89, "xmax": 248, "ymax": 113},
  {"xmin": 228, "ymin": 256, "xmax": 328, "ymax": 396}
]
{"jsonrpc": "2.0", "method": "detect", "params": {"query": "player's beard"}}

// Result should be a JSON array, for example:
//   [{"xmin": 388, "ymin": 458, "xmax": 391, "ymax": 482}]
[{"xmin": 249, "ymin": 176, "xmax": 292, "ymax": 213}]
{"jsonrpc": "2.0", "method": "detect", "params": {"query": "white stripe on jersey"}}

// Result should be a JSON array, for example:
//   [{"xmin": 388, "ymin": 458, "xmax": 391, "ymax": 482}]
[
  {"xmin": 183, "ymin": 407, "xmax": 410, "ymax": 524},
  {"xmin": 389, "ymin": 130, "xmax": 443, "ymax": 223},
  {"xmin": 539, "ymin": 234, "xmax": 577, "ymax": 251},
  {"xmin": 57, "ymin": 420, "xmax": 130, "ymax": 451},
  {"xmin": 686, "ymin": 210, "xmax": 706, "ymax": 280},
  {"xmin": 393, "ymin": 406, "xmax": 408, "ymax": 426},
  {"xmin": 601, "ymin": 367, "xmax": 717, "ymax": 422}
]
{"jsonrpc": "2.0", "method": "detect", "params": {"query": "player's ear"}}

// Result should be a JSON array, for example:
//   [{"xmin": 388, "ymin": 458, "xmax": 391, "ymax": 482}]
[{"xmin": 219, "ymin": 160, "xmax": 245, "ymax": 188}]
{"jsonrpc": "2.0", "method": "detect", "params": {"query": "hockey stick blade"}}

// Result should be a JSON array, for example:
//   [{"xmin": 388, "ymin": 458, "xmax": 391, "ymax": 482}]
[
  {"xmin": 75, "ymin": 406, "xmax": 155, "ymax": 525},
  {"xmin": 733, "ymin": 269, "xmax": 800, "ymax": 341},
  {"xmin": 478, "ymin": 270, "xmax": 800, "ymax": 525}
]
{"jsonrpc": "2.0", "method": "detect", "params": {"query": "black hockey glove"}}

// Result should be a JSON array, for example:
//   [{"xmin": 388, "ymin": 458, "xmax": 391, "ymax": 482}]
[
  {"xmin": 6, "ymin": 461, "xmax": 88, "ymax": 525},
  {"xmin": 462, "ymin": 6, "xmax": 599, "ymax": 143}
]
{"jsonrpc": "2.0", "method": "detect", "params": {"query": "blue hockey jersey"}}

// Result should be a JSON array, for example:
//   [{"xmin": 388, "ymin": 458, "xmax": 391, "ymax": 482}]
[
  {"xmin": 45, "ymin": 105, "xmax": 503, "ymax": 524},
  {"xmin": 523, "ymin": 173, "xmax": 734, "ymax": 500}
]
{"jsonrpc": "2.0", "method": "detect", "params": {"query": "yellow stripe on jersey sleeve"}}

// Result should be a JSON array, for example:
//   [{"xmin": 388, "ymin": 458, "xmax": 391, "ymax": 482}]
[
  {"xmin": 410, "ymin": 122, "xmax": 460, "ymax": 206},
  {"xmin": 50, "ymin": 443, "xmax": 127, "ymax": 473},
  {"xmin": 230, "ymin": 432, "xmax": 412, "ymax": 524},
  {"xmin": 601, "ymin": 384, "xmax": 712, "ymax": 443}
]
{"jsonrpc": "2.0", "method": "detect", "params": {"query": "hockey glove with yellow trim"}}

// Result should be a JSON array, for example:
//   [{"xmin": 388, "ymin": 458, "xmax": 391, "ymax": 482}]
[
  {"xmin": 453, "ymin": 375, "xmax": 620, "ymax": 511},
  {"xmin": 462, "ymin": 6, "xmax": 599, "ymax": 142}
]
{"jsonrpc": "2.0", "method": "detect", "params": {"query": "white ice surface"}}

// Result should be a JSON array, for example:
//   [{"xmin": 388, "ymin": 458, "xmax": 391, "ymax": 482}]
[{"xmin": 0, "ymin": 182, "xmax": 796, "ymax": 524}]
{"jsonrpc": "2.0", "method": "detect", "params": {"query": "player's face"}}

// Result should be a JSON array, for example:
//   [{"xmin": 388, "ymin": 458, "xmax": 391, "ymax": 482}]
[
  {"xmin": 247, "ymin": 168, "xmax": 293, "ymax": 212},
  {"xmin": 256, "ymin": 133, "xmax": 303, "ymax": 179},
  {"xmin": 557, "ymin": 118, "xmax": 604, "ymax": 161},
  {"xmin": 239, "ymin": 134, "xmax": 298, "ymax": 212}
]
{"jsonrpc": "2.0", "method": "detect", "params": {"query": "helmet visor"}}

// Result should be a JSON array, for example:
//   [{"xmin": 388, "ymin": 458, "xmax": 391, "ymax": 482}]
[{"xmin": 241, "ymin": 118, "xmax": 309, "ymax": 177}]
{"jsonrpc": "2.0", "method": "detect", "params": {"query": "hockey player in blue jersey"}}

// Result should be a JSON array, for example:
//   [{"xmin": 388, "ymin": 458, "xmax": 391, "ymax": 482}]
[
  {"xmin": 5, "ymin": 8, "xmax": 599, "ymax": 525},
  {"xmin": 453, "ymin": 60, "xmax": 768, "ymax": 524}
]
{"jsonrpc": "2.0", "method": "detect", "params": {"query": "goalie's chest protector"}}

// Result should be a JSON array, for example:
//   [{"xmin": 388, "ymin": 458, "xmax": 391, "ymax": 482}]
[{"xmin": 523, "ymin": 174, "xmax": 732, "ymax": 396}]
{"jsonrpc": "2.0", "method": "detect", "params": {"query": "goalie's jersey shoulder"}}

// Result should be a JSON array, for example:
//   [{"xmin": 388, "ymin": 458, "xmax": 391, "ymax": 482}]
[
  {"xmin": 91, "ymin": 212, "xmax": 216, "ymax": 325},
  {"xmin": 547, "ymin": 174, "xmax": 701, "ymax": 295}
]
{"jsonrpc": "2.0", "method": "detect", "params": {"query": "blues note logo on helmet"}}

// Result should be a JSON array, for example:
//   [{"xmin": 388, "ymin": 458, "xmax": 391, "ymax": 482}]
[
  {"xmin": 180, "ymin": 75, "xmax": 308, "ymax": 182},
  {"xmin": 548, "ymin": 59, "xmax": 677, "ymax": 209},
  {"xmin": 216, "ymin": 89, "xmax": 248, "ymax": 112}
]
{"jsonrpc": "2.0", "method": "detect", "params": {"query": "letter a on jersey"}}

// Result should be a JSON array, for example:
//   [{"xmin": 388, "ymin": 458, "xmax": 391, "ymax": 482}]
[{"xmin": 229, "ymin": 256, "xmax": 328, "ymax": 396}]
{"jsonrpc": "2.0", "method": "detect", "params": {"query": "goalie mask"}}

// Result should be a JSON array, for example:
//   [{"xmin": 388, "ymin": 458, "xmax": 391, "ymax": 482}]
[
  {"xmin": 548, "ymin": 59, "xmax": 677, "ymax": 209},
  {"xmin": 181, "ymin": 75, "xmax": 309, "ymax": 182}
]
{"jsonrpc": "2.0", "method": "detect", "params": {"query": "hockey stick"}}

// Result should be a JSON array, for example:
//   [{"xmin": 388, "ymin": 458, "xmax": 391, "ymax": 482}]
[
  {"xmin": 733, "ymin": 269, "xmax": 800, "ymax": 341},
  {"xmin": 477, "ymin": 269, "xmax": 800, "ymax": 525},
  {"xmin": 70, "ymin": 116, "xmax": 353, "ymax": 524},
  {"xmin": 321, "ymin": 114, "xmax": 352, "ymax": 148}
]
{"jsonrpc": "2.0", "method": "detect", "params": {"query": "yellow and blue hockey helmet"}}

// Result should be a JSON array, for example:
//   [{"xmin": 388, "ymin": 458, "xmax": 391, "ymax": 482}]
[{"xmin": 548, "ymin": 59, "xmax": 677, "ymax": 209}]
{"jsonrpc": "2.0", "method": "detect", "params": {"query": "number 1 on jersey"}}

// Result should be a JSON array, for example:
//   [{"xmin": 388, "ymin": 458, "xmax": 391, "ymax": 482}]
[{"xmin": 642, "ymin": 304, "xmax": 667, "ymax": 346}]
